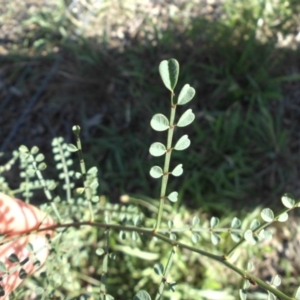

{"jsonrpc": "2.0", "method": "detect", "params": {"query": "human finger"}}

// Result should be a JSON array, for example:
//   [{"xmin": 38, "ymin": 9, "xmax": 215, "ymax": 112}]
[{"xmin": 0, "ymin": 192, "xmax": 54, "ymax": 236}]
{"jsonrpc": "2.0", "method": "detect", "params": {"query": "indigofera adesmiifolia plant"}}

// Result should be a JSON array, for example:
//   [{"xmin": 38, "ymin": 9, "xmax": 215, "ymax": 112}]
[{"xmin": 0, "ymin": 59, "xmax": 300, "ymax": 300}]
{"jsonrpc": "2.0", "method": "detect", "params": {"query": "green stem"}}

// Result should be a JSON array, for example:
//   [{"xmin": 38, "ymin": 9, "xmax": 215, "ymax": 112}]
[
  {"xmin": 73, "ymin": 126, "xmax": 95, "ymax": 221},
  {"xmin": 155, "ymin": 246, "xmax": 176, "ymax": 300},
  {"xmin": 37, "ymin": 221, "xmax": 296, "ymax": 300},
  {"xmin": 155, "ymin": 93, "xmax": 177, "ymax": 231}
]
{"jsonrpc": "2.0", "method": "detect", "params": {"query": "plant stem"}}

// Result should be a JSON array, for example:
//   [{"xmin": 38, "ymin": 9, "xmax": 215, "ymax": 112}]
[
  {"xmin": 155, "ymin": 93, "xmax": 177, "ymax": 231},
  {"xmin": 37, "ymin": 221, "xmax": 296, "ymax": 300}
]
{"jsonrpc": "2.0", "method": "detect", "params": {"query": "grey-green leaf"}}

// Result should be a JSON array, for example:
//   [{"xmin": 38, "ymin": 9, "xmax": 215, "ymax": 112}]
[
  {"xmin": 244, "ymin": 229, "xmax": 256, "ymax": 245},
  {"xmin": 261, "ymin": 208, "xmax": 274, "ymax": 222},
  {"xmin": 239, "ymin": 289, "xmax": 247, "ymax": 300},
  {"xmin": 243, "ymin": 280, "xmax": 250, "ymax": 289},
  {"xmin": 38, "ymin": 162, "xmax": 47, "ymax": 170},
  {"xmin": 191, "ymin": 233, "xmax": 200, "ymax": 243},
  {"xmin": 35, "ymin": 153, "xmax": 45, "ymax": 162},
  {"xmin": 211, "ymin": 233, "xmax": 220, "ymax": 245},
  {"xmin": 278, "ymin": 212, "xmax": 288, "ymax": 222},
  {"xmin": 87, "ymin": 166, "xmax": 98, "ymax": 175},
  {"xmin": 267, "ymin": 292, "xmax": 276, "ymax": 300},
  {"xmin": 67, "ymin": 144, "xmax": 78, "ymax": 152},
  {"xmin": 250, "ymin": 219, "xmax": 260, "ymax": 231},
  {"xmin": 169, "ymin": 233, "xmax": 176, "ymax": 240},
  {"xmin": 294, "ymin": 286, "xmax": 300, "ymax": 299},
  {"xmin": 247, "ymin": 262, "xmax": 254, "ymax": 271},
  {"xmin": 230, "ymin": 232, "xmax": 241, "ymax": 243},
  {"xmin": 149, "ymin": 142, "xmax": 166, "ymax": 157},
  {"xmin": 171, "ymin": 164, "xmax": 183, "ymax": 176},
  {"xmin": 174, "ymin": 135, "xmax": 191, "ymax": 151},
  {"xmin": 273, "ymin": 274, "xmax": 281, "ymax": 286},
  {"xmin": 281, "ymin": 194, "xmax": 294, "ymax": 208},
  {"xmin": 19, "ymin": 145, "xmax": 29, "ymax": 153},
  {"xmin": 168, "ymin": 191, "xmax": 178, "ymax": 202},
  {"xmin": 231, "ymin": 217, "xmax": 241, "ymax": 229},
  {"xmin": 210, "ymin": 216, "xmax": 219, "ymax": 228},
  {"xmin": 133, "ymin": 290, "xmax": 152, "ymax": 300},
  {"xmin": 159, "ymin": 59, "xmax": 179, "ymax": 92},
  {"xmin": 96, "ymin": 248, "xmax": 105, "ymax": 256},
  {"xmin": 177, "ymin": 109, "xmax": 195, "ymax": 127},
  {"xmin": 150, "ymin": 114, "xmax": 169, "ymax": 131},
  {"xmin": 154, "ymin": 262, "xmax": 164, "ymax": 276},
  {"xmin": 168, "ymin": 220, "xmax": 173, "ymax": 228},
  {"xmin": 177, "ymin": 84, "xmax": 196, "ymax": 105},
  {"xmin": 192, "ymin": 216, "xmax": 200, "ymax": 226},
  {"xmin": 150, "ymin": 166, "xmax": 164, "ymax": 178}
]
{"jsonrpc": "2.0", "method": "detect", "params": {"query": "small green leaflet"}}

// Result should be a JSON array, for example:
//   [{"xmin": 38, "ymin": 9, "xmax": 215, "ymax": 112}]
[
  {"xmin": 177, "ymin": 109, "xmax": 195, "ymax": 127},
  {"xmin": 174, "ymin": 135, "xmax": 190, "ymax": 151},
  {"xmin": 177, "ymin": 84, "xmax": 196, "ymax": 105},
  {"xmin": 150, "ymin": 114, "xmax": 169, "ymax": 131},
  {"xmin": 171, "ymin": 164, "xmax": 183, "ymax": 176},
  {"xmin": 159, "ymin": 59, "xmax": 179, "ymax": 92},
  {"xmin": 150, "ymin": 166, "xmax": 164, "ymax": 178},
  {"xmin": 149, "ymin": 142, "xmax": 166, "ymax": 157}
]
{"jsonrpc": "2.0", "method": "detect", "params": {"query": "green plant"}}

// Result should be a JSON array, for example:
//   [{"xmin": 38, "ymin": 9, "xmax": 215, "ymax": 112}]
[{"xmin": 1, "ymin": 58, "xmax": 300, "ymax": 300}]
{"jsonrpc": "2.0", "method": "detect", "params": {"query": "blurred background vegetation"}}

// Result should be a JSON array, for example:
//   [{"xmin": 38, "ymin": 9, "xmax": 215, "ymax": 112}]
[{"xmin": 1, "ymin": 0, "xmax": 300, "ymax": 298}]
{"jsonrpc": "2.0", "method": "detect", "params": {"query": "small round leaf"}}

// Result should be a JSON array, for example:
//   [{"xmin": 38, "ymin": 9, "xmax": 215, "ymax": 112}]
[
  {"xmin": 150, "ymin": 114, "xmax": 169, "ymax": 131},
  {"xmin": 210, "ymin": 216, "xmax": 219, "ymax": 228},
  {"xmin": 247, "ymin": 262, "xmax": 254, "ymax": 271},
  {"xmin": 171, "ymin": 164, "xmax": 183, "ymax": 176},
  {"xmin": 133, "ymin": 290, "xmax": 151, "ymax": 300},
  {"xmin": 177, "ymin": 84, "xmax": 196, "ymax": 105},
  {"xmin": 191, "ymin": 233, "xmax": 200, "ymax": 244},
  {"xmin": 211, "ymin": 233, "xmax": 220, "ymax": 245},
  {"xmin": 240, "ymin": 289, "xmax": 247, "ymax": 300},
  {"xmin": 150, "ymin": 166, "xmax": 163, "ymax": 178},
  {"xmin": 231, "ymin": 217, "xmax": 241, "ymax": 229},
  {"xmin": 244, "ymin": 230, "xmax": 257, "ymax": 245},
  {"xmin": 19, "ymin": 145, "xmax": 29, "ymax": 153},
  {"xmin": 230, "ymin": 232, "xmax": 241, "ymax": 243},
  {"xmin": 67, "ymin": 144, "xmax": 78, "ymax": 152},
  {"xmin": 96, "ymin": 248, "xmax": 105, "ymax": 256},
  {"xmin": 277, "ymin": 212, "xmax": 288, "ymax": 222},
  {"xmin": 273, "ymin": 275, "xmax": 281, "ymax": 287},
  {"xmin": 281, "ymin": 194, "xmax": 295, "ymax": 208},
  {"xmin": 159, "ymin": 59, "xmax": 179, "ymax": 92},
  {"xmin": 261, "ymin": 208, "xmax": 274, "ymax": 223},
  {"xmin": 154, "ymin": 263, "xmax": 164, "ymax": 276},
  {"xmin": 294, "ymin": 286, "xmax": 300, "ymax": 299},
  {"xmin": 250, "ymin": 219, "xmax": 260, "ymax": 231},
  {"xmin": 192, "ymin": 216, "xmax": 200, "ymax": 226},
  {"xmin": 168, "ymin": 191, "xmax": 178, "ymax": 202},
  {"xmin": 149, "ymin": 142, "xmax": 166, "ymax": 157},
  {"xmin": 177, "ymin": 109, "xmax": 195, "ymax": 127},
  {"xmin": 174, "ymin": 135, "xmax": 191, "ymax": 151}
]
